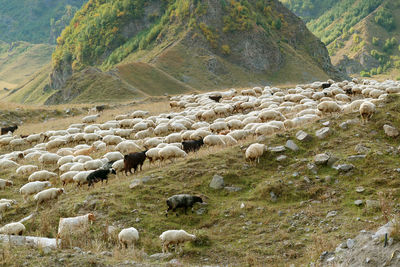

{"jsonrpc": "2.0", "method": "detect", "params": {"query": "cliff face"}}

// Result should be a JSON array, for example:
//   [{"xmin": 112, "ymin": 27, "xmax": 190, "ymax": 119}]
[{"xmin": 46, "ymin": 0, "xmax": 345, "ymax": 104}]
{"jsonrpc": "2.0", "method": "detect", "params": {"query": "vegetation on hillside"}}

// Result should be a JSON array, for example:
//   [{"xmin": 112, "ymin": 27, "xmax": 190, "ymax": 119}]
[
  {"xmin": 0, "ymin": 0, "xmax": 86, "ymax": 44},
  {"xmin": 280, "ymin": 0, "xmax": 336, "ymax": 22}
]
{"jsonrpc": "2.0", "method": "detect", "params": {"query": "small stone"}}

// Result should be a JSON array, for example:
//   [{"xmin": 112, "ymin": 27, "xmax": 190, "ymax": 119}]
[
  {"xmin": 307, "ymin": 163, "xmax": 318, "ymax": 174},
  {"xmin": 303, "ymin": 176, "xmax": 311, "ymax": 184},
  {"xmin": 296, "ymin": 130, "xmax": 312, "ymax": 142},
  {"xmin": 270, "ymin": 191, "xmax": 277, "ymax": 202},
  {"xmin": 383, "ymin": 124, "xmax": 399, "ymax": 137},
  {"xmin": 322, "ymin": 121, "xmax": 330, "ymax": 126},
  {"xmin": 356, "ymin": 186, "xmax": 365, "ymax": 193},
  {"xmin": 196, "ymin": 208, "xmax": 207, "ymax": 215},
  {"xmin": 149, "ymin": 253, "xmax": 173, "ymax": 260},
  {"xmin": 326, "ymin": 211, "xmax": 337, "ymax": 218},
  {"xmin": 335, "ymin": 164, "xmax": 354, "ymax": 172},
  {"xmin": 346, "ymin": 239, "xmax": 355, "ymax": 249},
  {"xmin": 129, "ymin": 179, "xmax": 142, "ymax": 189},
  {"xmin": 169, "ymin": 259, "xmax": 180, "ymax": 265},
  {"xmin": 366, "ymin": 258, "xmax": 371, "ymax": 263},
  {"xmin": 276, "ymin": 155, "xmax": 287, "ymax": 162},
  {"xmin": 224, "ymin": 186, "xmax": 242, "ymax": 192},
  {"xmin": 285, "ymin": 140, "xmax": 299, "ymax": 151},
  {"xmin": 327, "ymin": 155, "xmax": 339, "ymax": 167},
  {"xmin": 278, "ymin": 210, "xmax": 285, "ymax": 216},
  {"xmin": 292, "ymin": 172, "xmax": 299, "ymax": 177},
  {"xmin": 316, "ymin": 127, "xmax": 331, "ymax": 139},
  {"xmin": 240, "ymin": 203, "xmax": 245, "ymax": 209},
  {"xmin": 354, "ymin": 200, "xmax": 363, "ymax": 206},
  {"xmin": 339, "ymin": 122, "xmax": 349, "ymax": 130},
  {"xmin": 366, "ymin": 200, "xmax": 380, "ymax": 210},
  {"xmin": 340, "ymin": 242, "xmax": 347, "ymax": 249},
  {"xmin": 315, "ymin": 153, "xmax": 330, "ymax": 165},
  {"xmin": 101, "ymin": 251, "xmax": 113, "ymax": 257},
  {"xmin": 355, "ymin": 144, "xmax": 370, "ymax": 154},
  {"xmin": 210, "ymin": 175, "xmax": 224, "ymax": 189},
  {"xmin": 325, "ymin": 176, "xmax": 332, "ymax": 183},
  {"xmin": 268, "ymin": 146, "xmax": 286, "ymax": 153},
  {"xmin": 348, "ymin": 155, "xmax": 366, "ymax": 161},
  {"xmin": 141, "ymin": 176, "xmax": 151, "ymax": 183},
  {"xmin": 135, "ymin": 218, "xmax": 140, "ymax": 222}
]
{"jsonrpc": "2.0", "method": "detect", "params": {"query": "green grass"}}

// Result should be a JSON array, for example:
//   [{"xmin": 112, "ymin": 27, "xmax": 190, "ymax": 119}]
[{"xmin": 2, "ymin": 96, "xmax": 400, "ymax": 265}]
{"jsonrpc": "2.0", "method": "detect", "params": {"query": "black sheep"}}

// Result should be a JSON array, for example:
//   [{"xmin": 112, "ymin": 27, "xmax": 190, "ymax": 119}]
[
  {"xmin": 123, "ymin": 151, "xmax": 147, "ymax": 175},
  {"xmin": 209, "ymin": 95, "xmax": 222, "ymax": 102},
  {"xmin": 321, "ymin": 83, "xmax": 331, "ymax": 89},
  {"xmin": 1, "ymin": 125, "xmax": 18, "ymax": 135},
  {"xmin": 87, "ymin": 168, "xmax": 116, "ymax": 188},
  {"xmin": 166, "ymin": 194, "xmax": 203, "ymax": 217},
  {"xmin": 182, "ymin": 139, "xmax": 204, "ymax": 153}
]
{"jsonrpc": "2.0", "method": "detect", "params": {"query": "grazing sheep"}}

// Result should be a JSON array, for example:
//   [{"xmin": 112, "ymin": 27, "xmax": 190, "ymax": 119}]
[
  {"xmin": 57, "ymin": 213, "xmax": 96, "ymax": 248},
  {"xmin": 159, "ymin": 146, "xmax": 187, "ymax": 162},
  {"xmin": 34, "ymin": 188, "xmax": 64, "ymax": 205},
  {"xmin": 104, "ymin": 152, "xmax": 124, "ymax": 162},
  {"xmin": 0, "ymin": 179, "xmax": 13, "ymax": 190},
  {"xmin": 83, "ymin": 159, "xmax": 104, "ymax": 171},
  {"xmin": 209, "ymin": 95, "xmax": 222, "ymax": 102},
  {"xmin": 182, "ymin": 139, "xmax": 204, "ymax": 153},
  {"xmin": 360, "ymin": 101, "xmax": 376, "ymax": 124},
  {"xmin": 0, "ymin": 222, "xmax": 25, "ymax": 235},
  {"xmin": 204, "ymin": 135, "xmax": 225, "ymax": 146},
  {"xmin": 60, "ymin": 171, "xmax": 79, "ymax": 186},
  {"xmin": 145, "ymin": 148, "xmax": 162, "ymax": 165},
  {"xmin": 111, "ymin": 159, "xmax": 124, "ymax": 173},
  {"xmin": 118, "ymin": 227, "xmax": 139, "ymax": 249},
  {"xmin": 0, "ymin": 202, "xmax": 11, "ymax": 214},
  {"xmin": 28, "ymin": 170, "xmax": 57, "ymax": 182},
  {"xmin": 39, "ymin": 153, "xmax": 61, "ymax": 165},
  {"xmin": 87, "ymin": 169, "xmax": 116, "ymax": 188},
  {"xmin": 123, "ymin": 151, "xmax": 147, "ymax": 175},
  {"xmin": 166, "ymin": 194, "xmax": 203, "ymax": 217},
  {"xmin": 317, "ymin": 101, "xmax": 342, "ymax": 115},
  {"xmin": 82, "ymin": 114, "xmax": 100, "ymax": 123},
  {"xmin": 20, "ymin": 181, "xmax": 52, "ymax": 201},
  {"xmin": 73, "ymin": 146, "xmax": 96, "ymax": 156},
  {"xmin": 0, "ymin": 159, "xmax": 19, "ymax": 169},
  {"xmin": 245, "ymin": 143, "xmax": 266, "ymax": 163},
  {"xmin": 159, "ymin": 230, "xmax": 196, "ymax": 253},
  {"xmin": 73, "ymin": 171, "xmax": 93, "ymax": 187}
]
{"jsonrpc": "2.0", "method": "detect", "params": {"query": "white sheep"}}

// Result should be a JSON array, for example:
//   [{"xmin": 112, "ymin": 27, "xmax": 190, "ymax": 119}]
[
  {"xmin": 203, "ymin": 135, "xmax": 226, "ymax": 146},
  {"xmin": 159, "ymin": 229, "xmax": 196, "ymax": 253},
  {"xmin": 39, "ymin": 153, "xmax": 61, "ymax": 165},
  {"xmin": 73, "ymin": 171, "xmax": 93, "ymax": 186},
  {"xmin": 0, "ymin": 222, "xmax": 25, "ymax": 235},
  {"xmin": 16, "ymin": 165, "xmax": 38, "ymax": 176},
  {"xmin": 20, "ymin": 181, "xmax": 52, "ymax": 201},
  {"xmin": 83, "ymin": 159, "xmax": 104, "ymax": 171},
  {"xmin": 245, "ymin": 143, "xmax": 266, "ymax": 163},
  {"xmin": 34, "ymin": 188, "xmax": 64, "ymax": 205},
  {"xmin": 317, "ymin": 101, "xmax": 342, "ymax": 115},
  {"xmin": 0, "ymin": 179, "xmax": 13, "ymax": 190},
  {"xmin": 82, "ymin": 114, "xmax": 100, "ymax": 123},
  {"xmin": 159, "ymin": 146, "xmax": 187, "ymax": 162},
  {"xmin": 0, "ymin": 159, "xmax": 19, "ymax": 169},
  {"xmin": 118, "ymin": 227, "xmax": 139, "ymax": 249},
  {"xmin": 360, "ymin": 101, "xmax": 376, "ymax": 124},
  {"xmin": 112, "ymin": 159, "xmax": 125, "ymax": 173},
  {"xmin": 103, "ymin": 135, "xmax": 123, "ymax": 146},
  {"xmin": 60, "ymin": 171, "xmax": 79, "ymax": 186},
  {"xmin": 104, "ymin": 151, "xmax": 124, "ymax": 162},
  {"xmin": 146, "ymin": 148, "xmax": 162, "ymax": 165},
  {"xmin": 28, "ymin": 170, "xmax": 57, "ymax": 182}
]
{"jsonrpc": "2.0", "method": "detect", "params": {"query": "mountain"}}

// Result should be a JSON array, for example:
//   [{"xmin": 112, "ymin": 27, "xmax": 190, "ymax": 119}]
[
  {"xmin": 29, "ymin": 0, "xmax": 344, "ymax": 104},
  {"xmin": 0, "ymin": 0, "xmax": 87, "ymax": 44},
  {"xmin": 281, "ymin": 0, "xmax": 400, "ymax": 77}
]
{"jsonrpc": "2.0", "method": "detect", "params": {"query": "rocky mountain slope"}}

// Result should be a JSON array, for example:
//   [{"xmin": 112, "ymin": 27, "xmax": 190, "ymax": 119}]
[
  {"xmin": 281, "ymin": 0, "xmax": 400, "ymax": 77},
  {"xmin": 36, "ymin": 0, "xmax": 344, "ymax": 104}
]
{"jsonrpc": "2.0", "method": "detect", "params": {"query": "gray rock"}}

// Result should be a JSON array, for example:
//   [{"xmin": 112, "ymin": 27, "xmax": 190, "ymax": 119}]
[
  {"xmin": 327, "ymin": 155, "xmax": 339, "ymax": 167},
  {"xmin": 325, "ymin": 176, "xmax": 332, "ymax": 183},
  {"xmin": 292, "ymin": 172, "xmax": 300, "ymax": 177},
  {"xmin": 270, "ymin": 191, "xmax": 277, "ymax": 202},
  {"xmin": 141, "ymin": 176, "xmax": 152, "ymax": 183},
  {"xmin": 354, "ymin": 200, "xmax": 363, "ymax": 206},
  {"xmin": 101, "ymin": 251, "xmax": 113, "ymax": 257},
  {"xmin": 149, "ymin": 253, "xmax": 173, "ymax": 260},
  {"xmin": 268, "ymin": 146, "xmax": 286, "ymax": 153},
  {"xmin": 196, "ymin": 208, "xmax": 207, "ymax": 215},
  {"xmin": 169, "ymin": 259, "xmax": 180, "ymax": 265},
  {"xmin": 224, "ymin": 186, "xmax": 242, "ymax": 192},
  {"xmin": 210, "ymin": 175, "xmax": 224, "ymax": 189},
  {"xmin": 278, "ymin": 210, "xmax": 285, "ymax": 216},
  {"xmin": 307, "ymin": 163, "xmax": 318, "ymax": 173},
  {"xmin": 276, "ymin": 155, "xmax": 287, "ymax": 162},
  {"xmin": 303, "ymin": 176, "xmax": 311, "ymax": 184},
  {"xmin": 316, "ymin": 127, "xmax": 331, "ymax": 139},
  {"xmin": 326, "ymin": 210, "xmax": 337, "ymax": 218},
  {"xmin": 355, "ymin": 144, "xmax": 370, "ymax": 154},
  {"xmin": 383, "ymin": 124, "xmax": 399, "ymax": 137},
  {"xmin": 285, "ymin": 140, "xmax": 299, "ymax": 151},
  {"xmin": 340, "ymin": 242, "xmax": 347, "ymax": 249},
  {"xmin": 366, "ymin": 200, "xmax": 380, "ymax": 210},
  {"xmin": 129, "ymin": 179, "xmax": 142, "ymax": 189},
  {"xmin": 335, "ymin": 164, "xmax": 354, "ymax": 172},
  {"xmin": 355, "ymin": 186, "xmax": 365, "ymax": 193},
  {"xmin": 339, "ymin": 122, "xmax": 349, "ymax": 130},
  {"xmin": 315, "ymin": 153, "xmax": 330, "ymax": 165},
  {"xmin": 296, "ymin": 130, "xmax": 312, "ymax": 142},
  {"xmin": 322, "ymin": 121, "xmax": 330, "ymax": 126},
  {"xmin": 348, "ymin": 155, "xmax": 366, "ymax": 161},
  {"xmin": 346, "ymin": 239, "xmax": 355, "ymax": 249}
]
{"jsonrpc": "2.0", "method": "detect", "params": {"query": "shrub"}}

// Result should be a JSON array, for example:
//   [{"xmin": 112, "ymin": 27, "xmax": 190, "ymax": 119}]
[
  {"xmin": 360, "ymin": 70, "xmax": 371, "ymax": 77},
  {"xmin": 221, "ymin": 44, "xmax": 231, "ymax": 55}
]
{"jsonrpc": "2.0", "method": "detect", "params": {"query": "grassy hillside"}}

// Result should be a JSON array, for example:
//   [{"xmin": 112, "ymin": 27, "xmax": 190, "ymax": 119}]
[
  {"xmin": 0, "ymin": 41, "xmax": 54, "ymax": 86},
  {"xmin": 280, "ymin": 0, "xmax": 336, "ymax": 22},
  {"xmin": 1, "ymin": 94, "xmax": 400, "ymax": 266},
  {"xmin": 0, "ymin": 0, "xmax": 86, "ymax": 44},
  {"xmin": 40, "ymin": 0, "xmax": 343, "ymax": 104}
]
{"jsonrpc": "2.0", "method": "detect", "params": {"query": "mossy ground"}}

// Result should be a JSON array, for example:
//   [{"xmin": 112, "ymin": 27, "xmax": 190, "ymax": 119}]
[{"xmin": 1, "ymin": 96, "xmax": 400, "ymax": 266}]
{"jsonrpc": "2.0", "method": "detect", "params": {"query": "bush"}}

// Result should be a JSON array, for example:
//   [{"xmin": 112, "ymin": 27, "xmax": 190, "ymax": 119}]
[
  {"xmin": 360, "ymin": 70, "xmax": 371, "ymax": 77},
  {"xmin": 221, "ymin": 44, "xmax": 231, "ymax": 55},
  {"xmin": 372, "ymin": 37, "xmax": 379, "ymax": 46},
  {"xmin": 374, "ymin": 8, "xmax": 395, "ymax": 31}
]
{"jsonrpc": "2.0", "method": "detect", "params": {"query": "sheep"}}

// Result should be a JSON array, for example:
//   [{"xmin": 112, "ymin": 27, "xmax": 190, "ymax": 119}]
[
  {"xmin": 16, "ymin": 165, "xmax": 38, "ymax": 176},
  {"xmin": 360, "ymin": 101, "xmax": 376, "ymax": 124},
  {"xmin": 228, "ymin": 129, "xmax": 251, "ymax": 140},
  {"xmin": 0, "ymin": 159, "xmax": 19, "ymax": 169},
  {"xmin": 182, "ymin": 139, "xmax": 204, "ymax": 153},
  {"xmin": 57, "ymin": 148, "xmax": 74, "ymax": 156},
  {"xmin": 245, "ymin": 143, "xmax": 266, "ymax": 163},
  {"xmin": 0, "ymin": 202, "xmax": 11, "ymax": 215},
  {"xmin": 70, "ymin": 163, "xmax": 85, "ymax": 172},
  {"xmin": 39, "ymin": 153, "xmax": 61, "ymax": 165},
  {"xmin": 1, "ymin": 125, "xmax": 18, "ymax": 135},
  {"xmin": 317, "ymin": 101, "xmax": 342, "ymax": 115},
  {"xmin": 74, "ymin": 155, "xmax": 93, "ymax": 163},
  {"xmin": 0, "ymin": 222, "xmax": 25, "ymax": 236},
  {"xmin": 145, "ymin": 148, "xmax": 162, "ymax": 165},
  {"xmin": 83, "ymin": 159, "xmax": 104, "ymax": 171},
  {"xmin": 34, "ymin": 188, "xmax": 64, "ymax": 205},
  {"xmin": 103, "ymin": 135, "xmax": 123, "ymax": 146},
  {"xmin": 159, "ymin": 230, "xmax": 196, "ymax": 253},
  {"xmin": 118, "ymin": 227, "xmax": 139, "ymax": 249},
  {"xmin": 28, "ymin": 170, "xmax": 57, "ymax": 182},
  {"xmin": 165, "ymin": 133, "xmax": 182, "ymax": 143},
  {"xmin": 60, "ymin": 171, "xmax": 79, "ymax": 186},
  {"xmin": 111, "ymin": 159, "xmax": 125, "ymax": 173},
  {"xmin": 73, "ymin": 171, "xmax": 93, "ymax": 187},
  {"xmin": 123, "ymin": 151, "xmax": 147, "ymax": 175},
  {"xmin": 104, "ymin": 152, "xmax": 124, "ymax": 162},
  {"xmin": 204, "ymin": 135, "xmax": 225, "ymax": 146},
  {"xmin": 46, "ymin": 139, "xmax": 66, "ymax": 150},
  {"xmin": 159, "ymin": 146, "xmax": 187, "ymax": 162},
  {"xmin": 82, "ymin": 114, "xmax": 99, "ymax": 123},
  {"xmin": 73, "ymin": 146, "xmax": 96, "ymax": 156},
  {"xmin": 0, "ymin": 179, "xmax": 13, "ymax": 190},
  {"xmin": 166, "ymin": 194, "xmax": 203, "ymax": 217},
  {"xmin": 20, "ymin": 181, "xmax": 52, "ymax": 201},
  {"xmin": 219, "ymin": 135, "xmax": 238, "ymax": 146},
  {"xmin": 134, "ymin": 127, "xmax": 154, "ymax": 139},
  {"xmin": 26, "ymin": 133, "xmax": 43, "ymax": 143},
  {"xmin": 57, "ymin": 213, "xmax": 96, "ymax": 248},
  {"xmin": 87, "ymin": 169, "xmax": 116, "ymax": 187}
]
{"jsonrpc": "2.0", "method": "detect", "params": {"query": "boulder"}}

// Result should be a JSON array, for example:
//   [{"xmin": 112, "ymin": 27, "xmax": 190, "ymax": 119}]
[
  {"xmin": 210, "ymin": 175, "xmax": 224, "ymax": 189},
  {"xmin": 316, "ymin": 127, "xmax": 331, "ymax": 139},
  {"xmin": 383, "ymin": 124, "xmax": 399, "ymax": 137},
  {"xmin": 285, "ymin": 140, "xmax": 299, "ymax": 151},
  {"xmin": 296, "ymin": 130, "xmax": 312, "ymax": 142},
  {"xmin": 315, "ymin": 153, "xmax": 330, "ymax": 165}
]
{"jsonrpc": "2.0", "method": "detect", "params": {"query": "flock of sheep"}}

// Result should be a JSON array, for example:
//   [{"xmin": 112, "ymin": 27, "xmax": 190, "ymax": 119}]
[{"xmin": 0, "ymin": 77, "xmax": 399, "ymax": 254}]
